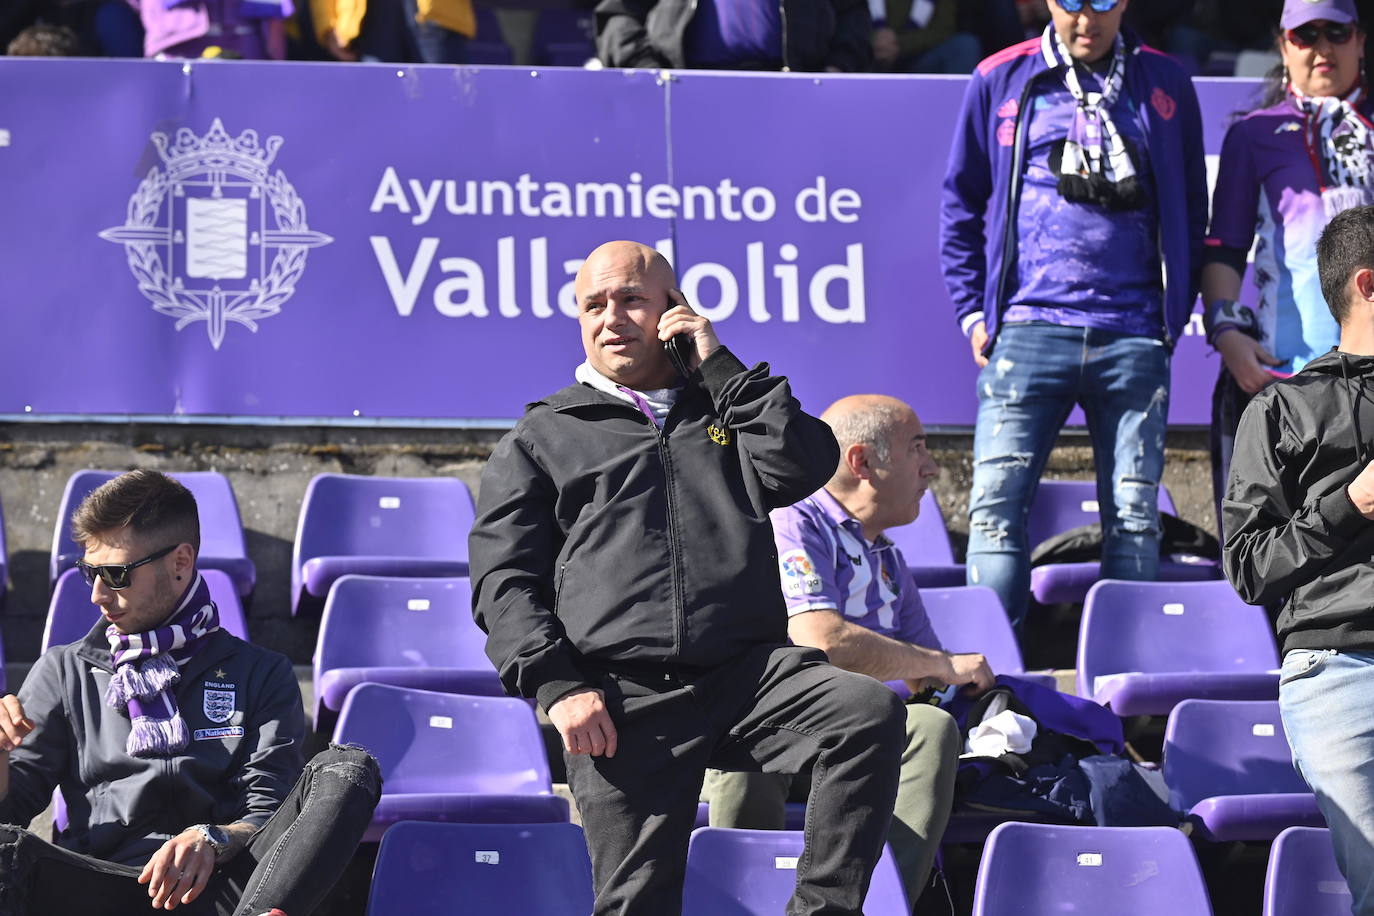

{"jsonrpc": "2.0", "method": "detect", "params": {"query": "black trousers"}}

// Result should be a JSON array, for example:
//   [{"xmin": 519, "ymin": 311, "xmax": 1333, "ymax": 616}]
[
  {"xmin": 1209, "ymin": 367, "xmax": 1253, "ymax": 542},
  {"xmin": 565, "ymin": 644, "xmax": 906, "ymax": 916},
  {"xmin": 0, "ymin": 744, "xmax": 381, "ymax": 916}
]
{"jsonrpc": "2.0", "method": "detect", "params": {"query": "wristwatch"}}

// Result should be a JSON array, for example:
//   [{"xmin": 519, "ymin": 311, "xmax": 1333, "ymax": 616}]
[{"xmin": 192, "ymin": 823, "xmax": 231, "ymax": 859}]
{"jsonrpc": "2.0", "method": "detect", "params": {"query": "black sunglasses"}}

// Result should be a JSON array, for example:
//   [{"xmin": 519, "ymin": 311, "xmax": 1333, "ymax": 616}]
[
  {"xmin": 76, "ymin": 544, "xmax": 177, "ymax": 590},
  {"xmin": 1286, "ymin": 22, "xmax": 1356, "ymax": 49}
]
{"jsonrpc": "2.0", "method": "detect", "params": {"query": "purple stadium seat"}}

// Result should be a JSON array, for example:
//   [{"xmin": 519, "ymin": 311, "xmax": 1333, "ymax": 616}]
[
  {"xmin": 1028, "ymin": 480, "xmax": 1219, "ymax": 606},
  {"xmin": 290, "ymin": 473, "xmax": 473, "ymax": 616},
  {"xmin": 312, "ymin": 575, "xmax": 501, "ymax": 728},
  {"xmin": 531, "ymin": 9, "xmax": 595, "ymax": 67},
  {"xmin": 1076, "ymin": 579, "xmax": 1280, "ymax": 716},
  {"xmin": 1163, "ymin": 700, "xmax": 1323, "ymax": 843},
  {"xmin": 50, "ymin": 470, "xmax": 256, "ymax": 598},
  {"xmin": 692, "ymin": 801, "xmax": 806, "ymax": 831},
  {"xmin": 920, "ymin": 586, "xmax": 1056, "ymax": 689},
  {"xmin": 467, "ymin": 8, "xmax": 514, "ymax": 66},
  {"xmin": 682, "ymin": 828, "xmax": 908, "ymax": 915},
  {"xmin": 332, "ymin": 683, "xmax": 568, "ymax": 842},
  {"xmin": 1263, "ymin": 827, "xmax": 1352, "ymax": 916},
  {"xmin": 971, "ymin": 822, "xmax": 1213, "ymax": 915},
  {"xmin": 885, "ymin": 490, "xmax": 966, "ymax": 588},
  {"xmin": 43, "ymin": 567, "xmax": 249, "ymax": 654},
  {"xmin": 368, "ymin": 821, "xmax": 594, "ymax": 916}
]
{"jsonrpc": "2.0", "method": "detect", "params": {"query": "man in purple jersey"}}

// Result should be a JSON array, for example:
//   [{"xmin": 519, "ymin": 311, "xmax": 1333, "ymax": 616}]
[{"xmin": 708, "ymin": 394, "xmax": 994, "ymax": 906}]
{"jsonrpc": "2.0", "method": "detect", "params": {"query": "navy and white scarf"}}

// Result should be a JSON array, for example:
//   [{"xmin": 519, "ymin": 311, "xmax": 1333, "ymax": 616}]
[
  {"xmin": 1293, "ymin": 84, "xmax": 1374, "ymax": 218},
  {"xmin": 105, "ymin": 573, "xmax": 220, "ymax": 758},
  {"xmin": 1041, "ymin": 26, "xmax": 1143, "ymax": 210}
]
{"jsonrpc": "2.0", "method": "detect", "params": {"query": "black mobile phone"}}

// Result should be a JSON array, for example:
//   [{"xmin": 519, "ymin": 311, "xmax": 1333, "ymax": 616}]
[{"xmin": 664, "ymin": 334, "xmax": 694, "ymax": 378}]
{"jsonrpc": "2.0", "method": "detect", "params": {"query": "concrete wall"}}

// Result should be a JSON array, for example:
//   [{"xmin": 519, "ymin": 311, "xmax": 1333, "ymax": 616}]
[{"xmin": 0, "ymin": 421, "xmax": 1217, "ymax": 668}]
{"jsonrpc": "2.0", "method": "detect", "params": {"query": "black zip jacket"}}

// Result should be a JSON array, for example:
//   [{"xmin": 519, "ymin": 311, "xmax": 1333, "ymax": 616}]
[
  {"xmin": 469, "ymin": 347, "xmax": 839, "ymax": 712},
  {"xmin": 1224, "ymin": 348, "xmax": 1374, "ymax": 656},
  {"xmin": 595, "ymin": 0, "xmax": 873, "ymax": 73}
]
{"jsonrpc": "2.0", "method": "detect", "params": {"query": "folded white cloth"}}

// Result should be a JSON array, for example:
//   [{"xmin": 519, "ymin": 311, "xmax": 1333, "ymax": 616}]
[{"xmin": 962, "ymin": 706, "xmax": 1038, "ymax": 759}]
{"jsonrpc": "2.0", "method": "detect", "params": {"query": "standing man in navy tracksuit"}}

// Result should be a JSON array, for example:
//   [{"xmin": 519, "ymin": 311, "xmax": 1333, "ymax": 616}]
[
  {"xmin": 940, "ymin": 0, "xmax": 1207, "ymax": 628},
  {"xmin": 470, "ymin": 240, "xmax": 905, "ymax": 915}
]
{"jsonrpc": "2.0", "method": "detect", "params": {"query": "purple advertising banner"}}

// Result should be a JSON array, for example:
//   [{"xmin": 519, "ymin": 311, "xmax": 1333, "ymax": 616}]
[{"xmin": 0, "ymin": 60, "xmax": 1261, "ymax": 425}]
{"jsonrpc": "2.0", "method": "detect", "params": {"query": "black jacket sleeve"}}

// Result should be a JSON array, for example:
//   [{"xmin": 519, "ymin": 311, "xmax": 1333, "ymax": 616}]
[
  {"xmin": 698, "ymin": 347, "xmax": 840, "ymax": 509},
  {"xmin": 1223, "ymin": 395, "xmax": 1370, "ymax": 605},
  {"xmin": 232, "ymin": 653, "xmax": 307, "ymax": 829},
  {"xmin": 469, "ymin": 428, "xmax": 599, "ymax": 712},
  {"xmin": 595, "ymin": 0, "xmax": 672, "ymax": 68},
  {"xmin": 818, "ymin": 0, "xmax": 873, "ymax": 71},
  {"xmin": 824, "ymin": 0, "xmax": 875, "ymax": 72}
]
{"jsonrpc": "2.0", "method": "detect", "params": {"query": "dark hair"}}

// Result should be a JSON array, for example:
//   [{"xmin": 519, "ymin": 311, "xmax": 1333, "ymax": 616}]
[
  {"xmin": 6, "ymin": 24, "xmax": 80, "ymax": 57},
  {"xmin": 70, "ymin": 470, "xmax": 201, "ymax": 554},
  {"xmin": 1317, "ymin": 205, "xmax": 1374, "ymax": 324}
]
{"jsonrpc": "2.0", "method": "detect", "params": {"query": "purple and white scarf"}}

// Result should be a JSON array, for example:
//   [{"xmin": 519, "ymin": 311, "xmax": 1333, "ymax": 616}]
[
  {"xmin": 105, "ymin": 573, "xmax": 220, "ymax": 758},
  {"xmin": 1041, "ymin": 26, "xmax": 1144, "ymax": 210},
  {"xmin": 1293, "ymin": 84, "xmax": 1374, "ymax": 218}
]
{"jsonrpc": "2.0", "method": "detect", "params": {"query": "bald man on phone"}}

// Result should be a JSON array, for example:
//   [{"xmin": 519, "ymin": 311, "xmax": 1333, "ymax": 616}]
[{"xmin": 471, "ymin": 240, "xmax": 907, "ymax": 915}]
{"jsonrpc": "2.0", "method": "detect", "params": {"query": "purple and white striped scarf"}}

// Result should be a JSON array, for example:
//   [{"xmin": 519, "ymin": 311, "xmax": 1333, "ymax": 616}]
[
  {"xmin": 105, "ymin": 573, "xmax": 220, "ymax": 758},
  {"xmin": 1041, "ymin": 26, "xmax": 1143, "ymax": 210}
]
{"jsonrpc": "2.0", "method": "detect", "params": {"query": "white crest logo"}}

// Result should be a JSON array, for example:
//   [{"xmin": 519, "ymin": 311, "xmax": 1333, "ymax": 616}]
[
  {"xmin": 100, "ymin": 119, "xmax": 333, "ymax": 350},
  {"xmin": 203, "ymin": 688, "xmax": 236, "ymax": 724}
]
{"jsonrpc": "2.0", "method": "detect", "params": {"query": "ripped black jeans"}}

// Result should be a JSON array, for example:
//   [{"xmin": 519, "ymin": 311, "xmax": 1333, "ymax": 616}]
[{"xmin": 0, "ymin": 744, "xmax": 381, "ymax": 916}]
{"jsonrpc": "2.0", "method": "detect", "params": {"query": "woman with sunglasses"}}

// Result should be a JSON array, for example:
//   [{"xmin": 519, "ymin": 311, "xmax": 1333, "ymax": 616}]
[{"xmin": 1205, "ymin": 0, "xmax": 1369, "ymax": 530}]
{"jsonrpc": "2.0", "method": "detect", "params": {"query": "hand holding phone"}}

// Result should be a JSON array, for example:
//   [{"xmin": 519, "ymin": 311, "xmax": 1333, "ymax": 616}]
[{"xmin": 658, "ymin": 289, "xmax": 720, "ymax": 379}]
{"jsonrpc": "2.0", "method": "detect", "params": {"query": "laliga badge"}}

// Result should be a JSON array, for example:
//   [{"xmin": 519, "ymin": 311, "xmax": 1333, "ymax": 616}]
[{"xmin": 779, "ymin": 549, "xmax": 823, "ymax": 598}]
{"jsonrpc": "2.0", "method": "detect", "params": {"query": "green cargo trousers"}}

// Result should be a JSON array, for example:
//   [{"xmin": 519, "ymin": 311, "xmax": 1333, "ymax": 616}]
[{"xmin": 703, "ymin": 702, "xmax": 960, "ymax": 908}]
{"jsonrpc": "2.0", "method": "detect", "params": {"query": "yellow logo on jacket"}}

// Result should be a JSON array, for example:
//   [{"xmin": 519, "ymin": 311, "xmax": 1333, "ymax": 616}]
[{"xmin": 707, "ymin": 425, "xmax": 730, "ymax": 446}]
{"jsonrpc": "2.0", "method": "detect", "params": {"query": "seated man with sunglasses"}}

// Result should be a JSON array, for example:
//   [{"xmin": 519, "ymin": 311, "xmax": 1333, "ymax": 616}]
[
  {"xmin": 0, "ymin": 469, "xmax": 381, "ymax": 915},
  {"xmin": 941, "ymin": 0, "xmax": 1207, "ymax": 628}
]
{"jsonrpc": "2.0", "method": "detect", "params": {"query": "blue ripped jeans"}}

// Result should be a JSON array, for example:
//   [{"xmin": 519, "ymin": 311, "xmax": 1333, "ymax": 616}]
[
  {"xmin": 1280, "ymin": 649, "xmax": 1374, "ymax": 914},
  {"xmin": 966, "ymin": 322, "xmax": 1171, "ymax": 626}
]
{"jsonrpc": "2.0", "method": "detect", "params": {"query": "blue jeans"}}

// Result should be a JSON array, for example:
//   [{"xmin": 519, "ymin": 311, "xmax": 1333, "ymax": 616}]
[
  {"xmin": 1280, "ymin": 649, "xmax": 1374, "ymax": 914},
  {"xmin": 966, "ymin": 322, "xmax": 1170, "ymax": 626}
]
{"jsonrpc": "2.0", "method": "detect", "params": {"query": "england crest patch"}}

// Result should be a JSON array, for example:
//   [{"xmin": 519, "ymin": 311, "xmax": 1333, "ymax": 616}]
[
  {"xmin": 203, "ymin": 688, "xmax": 236, "ymax": 724},
  {"xmin": 779, "ymin": 549, "xmax": 824, "ymax": 598}
]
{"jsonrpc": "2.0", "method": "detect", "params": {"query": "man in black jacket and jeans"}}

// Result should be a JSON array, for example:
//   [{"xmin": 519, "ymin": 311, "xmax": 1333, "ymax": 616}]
[
  {"xmin": 1225, "ymin": 204, "xmax": 1374, "ymax": 913},
  {"xmin": 470, "ymin": 240, "xmax": 905, "ymax": 915}
]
